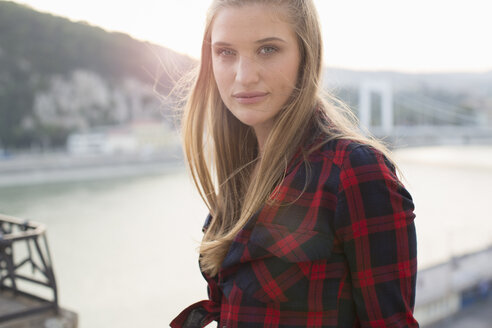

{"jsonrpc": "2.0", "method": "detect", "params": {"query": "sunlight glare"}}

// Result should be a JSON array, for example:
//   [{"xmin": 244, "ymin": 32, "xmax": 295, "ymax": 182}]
[{"xmin": 13, "ymin": 0, "xmax": 492, "ymax": 72}]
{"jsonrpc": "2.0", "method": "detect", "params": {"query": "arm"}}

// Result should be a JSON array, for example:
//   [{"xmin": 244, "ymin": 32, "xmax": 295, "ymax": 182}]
[{"xmin": 334, "ymin": 145, "xmax": 419, "ymax": 327}]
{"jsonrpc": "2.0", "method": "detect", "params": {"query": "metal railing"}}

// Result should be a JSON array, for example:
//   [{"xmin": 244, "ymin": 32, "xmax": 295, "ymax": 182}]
[{"xmin": 0, "ymin": 213, "xmax": 58, "ymax": 323}]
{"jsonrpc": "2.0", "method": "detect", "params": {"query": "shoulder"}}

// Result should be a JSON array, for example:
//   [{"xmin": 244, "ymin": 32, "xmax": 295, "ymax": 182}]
[
  {"xmin": 313, "ymin": 137, "xmax": 395, "ymax": 173},
  {"xmin": 307, "ymin": 137, "xmax": 401, "ymax": 194},
  {"xmin": 324, "ymin": 139, "xmax": 416, "ymax": 234}
]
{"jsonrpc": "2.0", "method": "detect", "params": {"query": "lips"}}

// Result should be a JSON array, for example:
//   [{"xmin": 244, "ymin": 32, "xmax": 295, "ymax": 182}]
[{"xmin": 232, "ymin": 91, "xmax": 269, "ymax": 105}]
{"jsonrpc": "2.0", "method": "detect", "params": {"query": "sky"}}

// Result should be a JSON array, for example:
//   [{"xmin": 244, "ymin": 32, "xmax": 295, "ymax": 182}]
[{"xmin": 13, "ymin": 0, "xmax": 492, "ymax": 73}]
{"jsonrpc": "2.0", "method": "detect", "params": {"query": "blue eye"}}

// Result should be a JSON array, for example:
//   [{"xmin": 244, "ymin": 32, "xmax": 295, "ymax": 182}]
[{"xmin": 259, "ymin": 46, "xmax": 277, "ymax": 55}]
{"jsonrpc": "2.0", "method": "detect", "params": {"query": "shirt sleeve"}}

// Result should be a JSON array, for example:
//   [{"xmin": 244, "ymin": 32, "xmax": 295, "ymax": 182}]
[{"xmin": 334, "ymin": 145, "xmax": 419, "ymax": 327}]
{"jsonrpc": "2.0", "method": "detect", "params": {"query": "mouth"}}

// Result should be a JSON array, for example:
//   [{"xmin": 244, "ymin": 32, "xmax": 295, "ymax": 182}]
[{"xmin": 232, "ymin": 91, "xmax": 269, "ymax": 105}]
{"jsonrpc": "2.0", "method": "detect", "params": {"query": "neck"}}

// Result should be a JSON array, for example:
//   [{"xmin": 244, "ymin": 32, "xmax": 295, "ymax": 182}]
[{"xmin": 253, "ymin": 122, "xmax": 273, "ymax": 154}]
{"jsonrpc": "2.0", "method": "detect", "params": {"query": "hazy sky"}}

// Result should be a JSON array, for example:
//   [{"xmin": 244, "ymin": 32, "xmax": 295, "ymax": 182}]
[{"xmin": 14, "ymin": 0, "xmax": 492, "ymax": 73}]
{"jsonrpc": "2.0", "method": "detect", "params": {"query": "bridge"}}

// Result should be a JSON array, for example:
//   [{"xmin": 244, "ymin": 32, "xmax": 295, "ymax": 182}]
[{"xmin": 357, "ymin": 80, "xmax": 492, "ymax": 147}]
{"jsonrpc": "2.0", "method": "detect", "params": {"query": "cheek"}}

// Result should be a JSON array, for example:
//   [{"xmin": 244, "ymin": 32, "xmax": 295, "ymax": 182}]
[
  {"xmin": 212, "ymin": 59, "xmax": 232, "ymax": 92},
  {"xmin": 268, "ymin": 57, "xmax": 300, "ymax": 91},
  {"xmin": 268, "ymin": 69, "xmax": 298, "ymax": 97},
  {"xmin": 286, "ymin": 59, "xmax": 301, "ymax": 88}
]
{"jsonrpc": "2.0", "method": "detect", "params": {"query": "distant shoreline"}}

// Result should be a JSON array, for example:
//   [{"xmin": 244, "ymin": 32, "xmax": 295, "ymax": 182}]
[
  {"xmin": 0, "ymin": 151, "xmax": 184, "ymax": 187},
  {"xmin": 394, "ymin": 144, "xmax": 492, "ymax": 171},
  {"xmin": 1, "ymin": 144, "xmax": 491, "ymax": 187}
]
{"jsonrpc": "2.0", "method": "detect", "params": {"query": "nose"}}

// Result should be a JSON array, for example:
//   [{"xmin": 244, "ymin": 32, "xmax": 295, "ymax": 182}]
[{"xmin": 235, "ymin": 55, "xmax": 260, "ymax": 86}]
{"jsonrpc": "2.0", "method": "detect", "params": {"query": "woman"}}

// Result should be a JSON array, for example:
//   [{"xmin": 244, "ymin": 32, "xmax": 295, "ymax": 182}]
[{"xmin": 171, "ymin": 0, "xmax": 418, "ymax": 327}]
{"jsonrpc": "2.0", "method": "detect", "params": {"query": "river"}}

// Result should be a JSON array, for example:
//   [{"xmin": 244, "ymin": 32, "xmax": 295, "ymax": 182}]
[{"xmin": 0, "ymin": 145, "xmax": 491, "ymax": 327}]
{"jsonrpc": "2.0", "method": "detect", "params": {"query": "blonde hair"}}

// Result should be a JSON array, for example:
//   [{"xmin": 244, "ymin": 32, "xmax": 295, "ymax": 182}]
[{"xmin": 182, "ymin": 0, "xmax": 396, "ymax": 276}]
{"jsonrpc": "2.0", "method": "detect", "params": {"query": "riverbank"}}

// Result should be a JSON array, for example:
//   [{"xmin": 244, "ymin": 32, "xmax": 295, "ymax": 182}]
[
  {"xmin": 415, "ymin": 246, "xmax": 492, "ymax": 326},
  {"xmin": 0, "ymin": 151, "xmax": 184, "ymax": 187},
  {"xmin": 427, "ymin": 296, "xmax": 492, "ymax": 328}
]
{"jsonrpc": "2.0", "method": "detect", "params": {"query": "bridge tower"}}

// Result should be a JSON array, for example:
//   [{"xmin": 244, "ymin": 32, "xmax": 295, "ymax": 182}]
[{"xmin": 358, "ymin": 80, "xmax": 393, "ymax": 134}]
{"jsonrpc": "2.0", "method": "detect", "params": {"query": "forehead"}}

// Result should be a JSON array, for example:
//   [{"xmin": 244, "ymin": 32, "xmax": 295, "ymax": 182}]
[{"xmin": 210, "ymin": 4, "xmax": 295, "ymax": 44}]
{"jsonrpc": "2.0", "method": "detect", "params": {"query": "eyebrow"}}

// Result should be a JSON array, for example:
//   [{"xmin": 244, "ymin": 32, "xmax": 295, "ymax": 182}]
[
  {"xmin": 212, "ymin": 37, "xmax": 287, "ymax": 47},
  {"xmin": 255, "ymin": 37, "xmax": 287, "ymax": 44}
]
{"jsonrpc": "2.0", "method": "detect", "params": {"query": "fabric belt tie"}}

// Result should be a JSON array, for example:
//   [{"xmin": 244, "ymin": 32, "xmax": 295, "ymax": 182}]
[{"xmin": 170, "ymin": 299, "xmax": 220, "ymax": 328}]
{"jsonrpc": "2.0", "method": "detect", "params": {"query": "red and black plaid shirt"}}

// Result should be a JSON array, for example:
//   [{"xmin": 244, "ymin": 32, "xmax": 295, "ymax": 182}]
[{"xmin": 171, "ymin": 137, "xmax": 418, "ymax": 328}]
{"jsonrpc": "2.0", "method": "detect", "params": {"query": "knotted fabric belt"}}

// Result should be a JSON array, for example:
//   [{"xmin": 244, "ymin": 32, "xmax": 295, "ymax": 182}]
[{"xmin": 170, "ymin": 299, "xmax": 220, "ymax": 328}]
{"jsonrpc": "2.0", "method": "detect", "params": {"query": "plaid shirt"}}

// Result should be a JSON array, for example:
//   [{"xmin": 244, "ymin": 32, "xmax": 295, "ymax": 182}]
[{"xmin": 171, "ymin": 138, "xmax": 418, "ymax": 328}]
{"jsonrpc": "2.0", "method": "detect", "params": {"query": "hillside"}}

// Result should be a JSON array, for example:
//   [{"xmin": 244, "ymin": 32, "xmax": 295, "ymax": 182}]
[{"xmin": 0, "ymin": 0, "xmax": 194, "ymax": 150}]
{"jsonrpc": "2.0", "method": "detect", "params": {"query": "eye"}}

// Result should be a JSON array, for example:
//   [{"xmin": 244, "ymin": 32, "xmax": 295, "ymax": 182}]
[
  {"xmin": 215, "ymin": 48, "xmax": 236, "ymax": 57},
  {"xmin": 258, "ymin": 46, "xmax": 278, "ymax": 55}
]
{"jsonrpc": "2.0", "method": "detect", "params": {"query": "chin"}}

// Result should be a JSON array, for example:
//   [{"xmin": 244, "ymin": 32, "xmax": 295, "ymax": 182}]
[{"xmin": 233, "ymin": 112, "xmax": 267, "ymax": 128}]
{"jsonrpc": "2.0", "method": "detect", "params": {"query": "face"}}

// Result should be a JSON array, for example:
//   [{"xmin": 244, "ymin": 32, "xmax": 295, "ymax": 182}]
[{"xmin": 210, "ymin": 4, "xmax": 301, "ymax": 142}]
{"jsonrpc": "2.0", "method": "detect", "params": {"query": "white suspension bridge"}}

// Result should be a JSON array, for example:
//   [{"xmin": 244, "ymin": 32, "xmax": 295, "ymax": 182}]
[{"xmin": 357, "ymin": 80, "xmax": 492, "ymax": 147}]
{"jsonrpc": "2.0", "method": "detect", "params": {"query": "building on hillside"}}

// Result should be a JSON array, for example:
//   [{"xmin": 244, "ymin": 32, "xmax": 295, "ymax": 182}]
[{"xmin": 66, "ymin": 120, "xmax": 179, "ymax": 156}]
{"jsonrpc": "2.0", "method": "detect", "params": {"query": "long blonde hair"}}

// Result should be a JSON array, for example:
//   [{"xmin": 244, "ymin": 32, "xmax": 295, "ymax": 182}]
[{"xmin": 182, "ymin": 0, "xmax": 396, "ymax": 276}]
